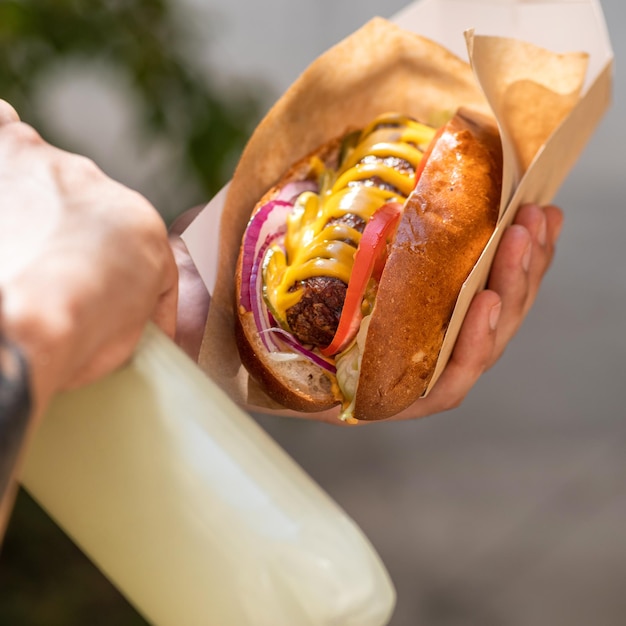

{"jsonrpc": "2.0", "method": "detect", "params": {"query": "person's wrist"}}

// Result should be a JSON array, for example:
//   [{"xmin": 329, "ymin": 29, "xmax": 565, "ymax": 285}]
[{"xmin": 0, "ymin": 287, "xmax": 74, "ymax": 420}]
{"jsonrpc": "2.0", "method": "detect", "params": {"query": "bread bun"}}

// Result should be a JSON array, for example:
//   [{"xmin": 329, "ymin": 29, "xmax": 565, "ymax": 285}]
[
  {"xmin": 354, "ymin": 108, "xmax": 502, "ymax": 420},
  {"xmin": 234, "ymin": 108, "xmax": 502, "ymax": 421}
]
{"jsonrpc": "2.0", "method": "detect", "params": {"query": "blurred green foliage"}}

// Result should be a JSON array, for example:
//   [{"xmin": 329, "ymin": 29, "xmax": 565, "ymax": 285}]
[
  {"xmin": 0, "ymin": 0, "xmax": 267, "ymax": 218},
  {"xmin": 0, "ymin": 0, "xmax": 267, "ymax": 623}
]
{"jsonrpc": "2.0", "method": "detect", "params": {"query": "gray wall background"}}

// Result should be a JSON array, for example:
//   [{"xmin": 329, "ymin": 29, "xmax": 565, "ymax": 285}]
[{"xmin": 44, "ymin": 1, "xmax": 626, "ymax": 624}]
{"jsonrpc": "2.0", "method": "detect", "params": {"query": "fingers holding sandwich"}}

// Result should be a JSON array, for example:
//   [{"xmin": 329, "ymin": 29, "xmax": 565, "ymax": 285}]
[{"xmin": 487, "ymin": 203, "xmax": 563, "ymax": 367}]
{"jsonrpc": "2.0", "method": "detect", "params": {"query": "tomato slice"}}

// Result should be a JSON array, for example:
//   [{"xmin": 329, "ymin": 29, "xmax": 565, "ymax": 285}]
[{"xmin": 320, "ymin": 201, "xmax": 403, "ymax": 357}]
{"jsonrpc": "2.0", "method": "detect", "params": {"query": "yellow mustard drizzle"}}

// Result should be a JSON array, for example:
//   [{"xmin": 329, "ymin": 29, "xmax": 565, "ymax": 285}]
[{"xmin": 263, "ymin": 113, "xmax": 436, "ymax": 326}]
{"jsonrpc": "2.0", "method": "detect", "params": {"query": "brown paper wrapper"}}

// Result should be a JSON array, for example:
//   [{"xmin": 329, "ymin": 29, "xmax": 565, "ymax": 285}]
[{"xmin": 198, "ymin": 17, "xmax": 592, "ymax": 418}]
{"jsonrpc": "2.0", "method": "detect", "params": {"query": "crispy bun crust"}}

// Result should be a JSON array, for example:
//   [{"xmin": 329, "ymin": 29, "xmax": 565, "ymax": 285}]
[
  {"xmin": 355, "ymin": 108, "xmax": 502, "ymax": 420},
  {"xmin": 234, "ymin": 312, "xmax": 338, "ymax": 411},
  {"xmin": 235, "ymin": 109, "xmax": 502, "ymax": 419}
]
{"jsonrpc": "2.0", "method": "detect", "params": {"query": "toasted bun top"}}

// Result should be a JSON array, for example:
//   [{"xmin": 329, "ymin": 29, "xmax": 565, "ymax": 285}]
[{"xmin": 353, "ymin": 108, "xmax": 503, "ymax": 420}]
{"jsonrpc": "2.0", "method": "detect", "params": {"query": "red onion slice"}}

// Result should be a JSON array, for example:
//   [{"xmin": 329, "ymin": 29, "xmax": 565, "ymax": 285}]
[
  {"xmin": 241, "ymin": 180, "xmax": 318, "ymax": 310},
  {"xmin": 250, "ymin": 231, "xmax": 285, "ymax": 352},
  {"xmin": 276, "ymin": 179, "xmax": 318, "ymax": 203},
  {"xmin": 240, "ymin": 181, "xmax": 336, "ymax": 374},
  {"xmin": 264, "ymin": 327, "xmax": 337, "ymax": 374},
  {"xmin": 240, "ymin": 200, "xmax": 292, "ymax": 310}
]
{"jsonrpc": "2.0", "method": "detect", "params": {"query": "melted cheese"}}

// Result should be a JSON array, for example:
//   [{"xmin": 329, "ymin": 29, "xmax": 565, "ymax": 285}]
[{"xmin": 263, "ymin": 113, "xmax": 436, "ymax": 325}]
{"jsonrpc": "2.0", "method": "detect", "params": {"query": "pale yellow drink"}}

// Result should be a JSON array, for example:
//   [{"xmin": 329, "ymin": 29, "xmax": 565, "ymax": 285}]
[{"xmin": 21, "ymin": 325, "xmax": 395, "ymax": 626}]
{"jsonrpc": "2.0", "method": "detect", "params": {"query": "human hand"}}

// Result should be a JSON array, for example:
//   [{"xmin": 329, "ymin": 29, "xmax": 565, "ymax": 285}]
[{"xmin": 0, "ymin": 100, "xmax": 178, "ymax": 421}]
